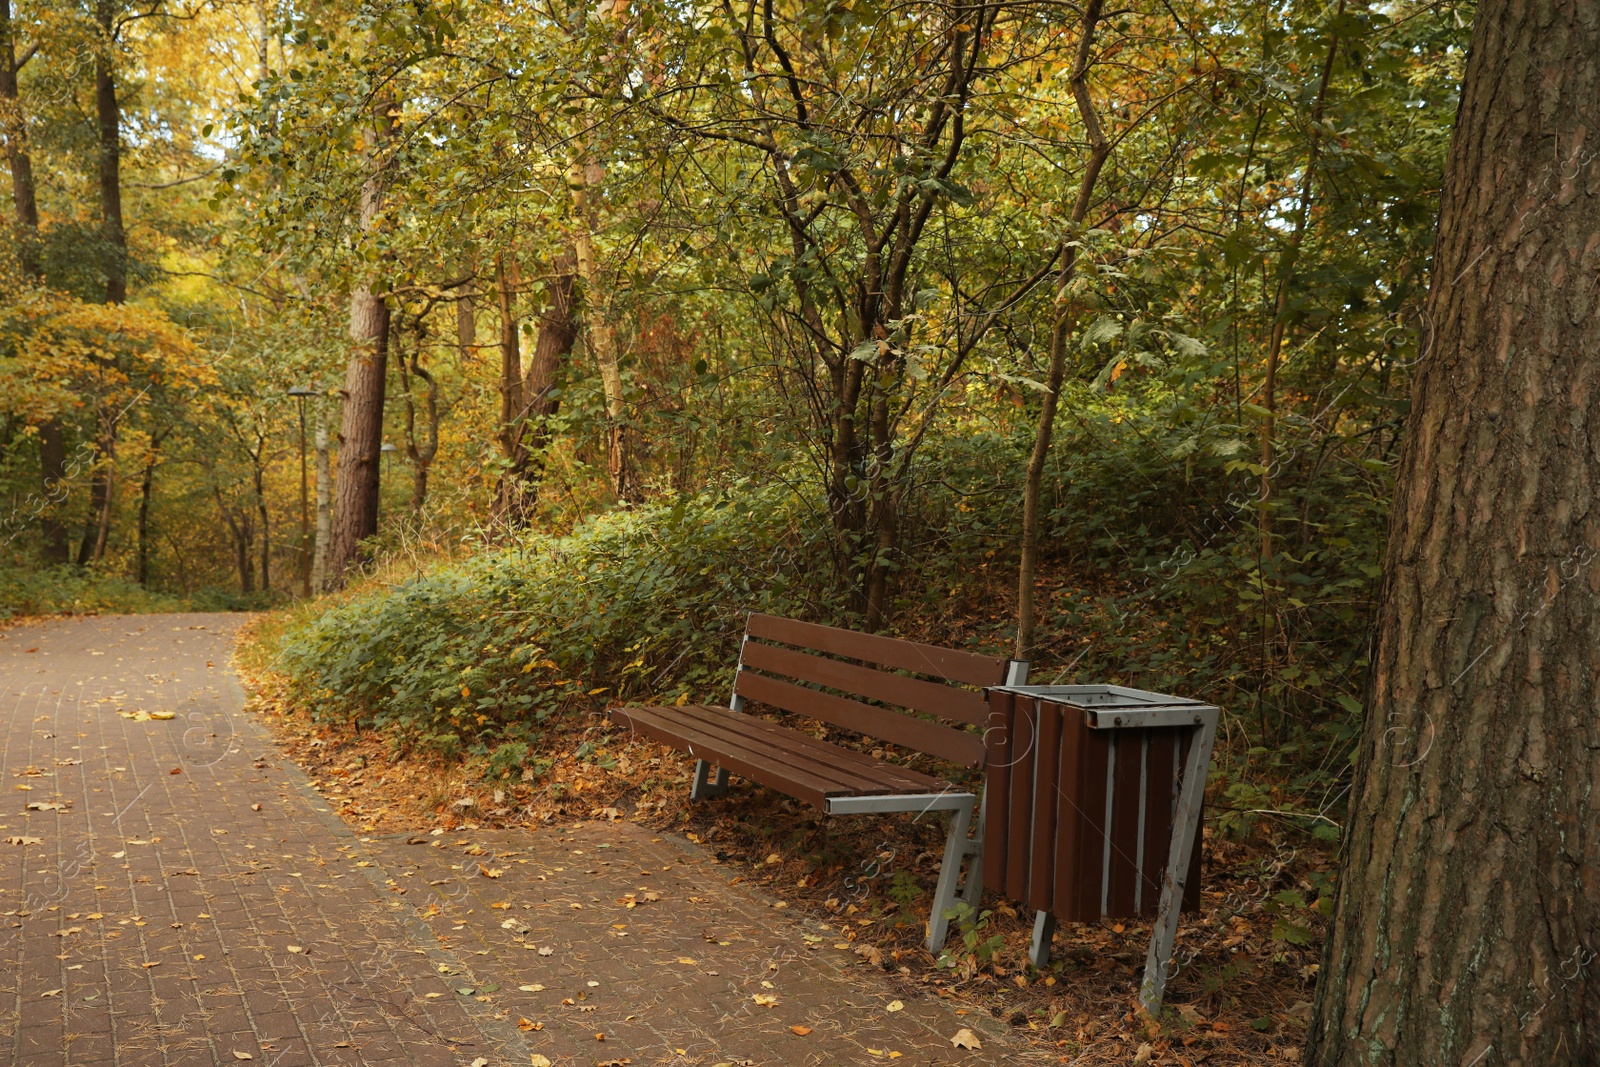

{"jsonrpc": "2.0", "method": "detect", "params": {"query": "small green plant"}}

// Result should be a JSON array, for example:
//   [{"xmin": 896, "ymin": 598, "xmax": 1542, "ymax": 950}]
[
  {"xmin": 936, "ymin": 902, "xmax": 1006, "ymax": 977},
  {"xmin": 886, "ymin": 870, "xmax": 922, "ymax": 920}
]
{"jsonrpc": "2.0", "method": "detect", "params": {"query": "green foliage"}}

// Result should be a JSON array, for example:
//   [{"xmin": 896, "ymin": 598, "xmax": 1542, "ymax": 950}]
[
  {"xmin": 267, "ymin": 482, "xmax": 835, "ymax": 755},
  {"xmin": 0, "ymin": 564, "xmax": 187, "ymax": 619}
]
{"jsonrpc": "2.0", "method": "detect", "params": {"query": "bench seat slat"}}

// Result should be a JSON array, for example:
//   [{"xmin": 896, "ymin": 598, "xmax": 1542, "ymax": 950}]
[
  {"xmin": 662, "ymin": 705, "xmax": 920, "ymax": 795},
  {"xmin": 746, "ymin": 613, "xmax": 1009, "ymax": 689},
  {"xmin": 733, "ymin": 668, "xmax": 985, "ymax": 768},
  {"xmin": 666, "ymin": 704, "xmax": 949, "ymax": 793},
  {"xmin": 609, "ymin": 705, "xmax": 948, "ymax": 806},
  {"xmin": 739, "ymin": 640, "xmax": 990, "ymax": 727}
]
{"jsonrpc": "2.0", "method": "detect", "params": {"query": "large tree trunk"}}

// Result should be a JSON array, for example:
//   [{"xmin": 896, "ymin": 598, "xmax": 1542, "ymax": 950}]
[
  {"xmin": 324, "ymin": 117, "xmax": 390, "ymax": 590},
  {"xmin": 325, "ymin": 287, "xmax": 388, "ymax": 588},
  {"xmin": 1307, "ymin": 3, "xmax": 1600, "ymax": 1063}
]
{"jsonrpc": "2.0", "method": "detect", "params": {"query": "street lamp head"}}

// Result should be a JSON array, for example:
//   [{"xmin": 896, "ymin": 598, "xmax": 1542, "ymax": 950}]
[
  {"xmin": 287, "ymin": 386, "xmax": 318, "ymax": 398},
  {"xmin": 380, "ymin": 442, "xmax": 398, "ymax": 453}
]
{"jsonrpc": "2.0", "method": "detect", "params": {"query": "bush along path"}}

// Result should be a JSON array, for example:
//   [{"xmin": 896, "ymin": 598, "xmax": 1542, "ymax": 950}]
[{"xmin": 0, "ymin": 613, "xmax": 1030, "ymax": 1066}]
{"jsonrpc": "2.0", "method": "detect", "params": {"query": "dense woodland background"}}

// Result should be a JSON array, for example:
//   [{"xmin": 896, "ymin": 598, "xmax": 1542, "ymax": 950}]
[{"xmin": 0, "ymin": 0, "xmax": 1471, "ymax": 858}]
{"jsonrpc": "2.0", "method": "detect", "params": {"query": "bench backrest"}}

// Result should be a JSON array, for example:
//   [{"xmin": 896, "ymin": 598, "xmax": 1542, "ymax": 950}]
[{"xmin": 732, "ymin": 613, "xmax": 1026, "ymax": 769}]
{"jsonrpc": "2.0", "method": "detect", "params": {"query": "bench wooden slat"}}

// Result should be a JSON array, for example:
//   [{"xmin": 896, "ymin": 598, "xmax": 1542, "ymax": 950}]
[
  {"xmin": 612, "ymin": 706, "xmax": 841, "ymax": 807},
  {"xmin": 664, "ymin": 704, "xmax": 938, "ymax": 795},
  {"xmin": 739, "ymin": 639, "xmax": 990, "ymax": 726},
  {"xmin": 746, "ymin": 613, "xmax": 1009, "ymax": 688},
  {"xmin": 733, "ymin": 668, "xmax": 985, "ymax": 768},
  {"xmin": 666, "ymin": 704, "xmax": 945, "ymax": 793},
  {"xmin": 611, "ymin": 705, "xmax": 947, "ymax": 804}
]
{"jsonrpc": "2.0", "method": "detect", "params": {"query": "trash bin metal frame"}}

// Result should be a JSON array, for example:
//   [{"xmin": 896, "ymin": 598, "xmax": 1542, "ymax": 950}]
[{"xmin": 984, "ymin": 684, "xmax": 1218, "ymax": 1014}]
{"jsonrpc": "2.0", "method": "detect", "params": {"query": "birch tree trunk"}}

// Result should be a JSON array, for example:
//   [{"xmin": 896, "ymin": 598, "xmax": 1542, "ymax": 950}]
[
  {"xmin": 1307, "ymin": 2, "xmax": 1600, "ymax": 1062},
  {"xmin": 568, "ymin": 158, "xmax": 635, "ymax": 502}
]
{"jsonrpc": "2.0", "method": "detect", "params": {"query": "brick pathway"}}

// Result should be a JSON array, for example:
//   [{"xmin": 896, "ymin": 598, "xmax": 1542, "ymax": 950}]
[{"xmin": 1, "ymin": 614, "xmax": 1044, "ymax": 1066}]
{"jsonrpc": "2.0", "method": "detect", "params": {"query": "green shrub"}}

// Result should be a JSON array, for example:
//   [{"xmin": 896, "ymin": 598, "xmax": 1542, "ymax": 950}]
[
  {"xmin": 268, "ymin": 480, "xmax": 836, "ymax": 756},
  {"xmin": 0, "ymin": 564, "xmax": 188, "ymax": 618}
]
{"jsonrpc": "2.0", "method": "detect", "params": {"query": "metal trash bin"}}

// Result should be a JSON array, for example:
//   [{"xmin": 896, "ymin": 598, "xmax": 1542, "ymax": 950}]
[{"xmin": 984, "ymin": 684, "xmax": 1218, "ymax": 1012}]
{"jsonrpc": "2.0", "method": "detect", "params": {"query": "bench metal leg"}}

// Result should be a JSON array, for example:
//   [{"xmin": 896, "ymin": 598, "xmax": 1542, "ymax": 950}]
[
  {"xmin": 1029, "ymin": 910, "xmax": 1056, "ymax": 969},
  {"xmin": 690, "ymin": 760, "xmax": 729, "ymax": 801},
  {"xmin": 956, "ymin": 787, "xmax": 986, "ymax": 909},
  {"xmin": 925, "ymin": 797, "xmax": 976, "ymax": 953},
  {"xmin": 1138, "ymin": 717, "xmax": 1217, "ymax": 1015}
]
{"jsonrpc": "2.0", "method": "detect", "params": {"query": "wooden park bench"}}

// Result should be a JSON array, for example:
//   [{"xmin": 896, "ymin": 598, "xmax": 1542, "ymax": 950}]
[{"xmin": 608, "ymin": 613, "xmax": 1028, "ymax": 951}]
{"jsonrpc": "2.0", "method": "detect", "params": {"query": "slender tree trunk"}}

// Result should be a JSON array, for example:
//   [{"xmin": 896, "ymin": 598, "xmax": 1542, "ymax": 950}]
[
  {"xmin": 254, "ymin": 449, "xmax": 269, "ymax": 592},
  {"xmin": 3, "ymin": 2, "xmax": 69, "ymax": 565},
  {"xmin": 568, "ymin": 158, "xmax": 635, "ymax": 502},
  {"xmin": 94, "ymin": 0, "xmax": 125, "ymax": 305},
  {"xmin": 1, "ymin": 0, "xmax": 39, "ymax": 277},
  {"xmin": 395, "ymin": 321, "xmax": 438, "ymax": 518},
  {"xmin": 1015, "ymin": 0, "xmax": 1109, "ymax": 659},
  {"xmin": 1307, "ymin": 3, "xmax": 1600, "ymax": 1063},
  {"xmin": 1258, "ymin": 0, "xmax": 1343, "ymax": 561},
  {"xmin": 37, "ymin": 420, "xmax": 67, "ymax": 564},
  {"xmin": 491, "ymin": 255, "xmax": 525, "ymax": 524},
  {"xmin": 520, "ymin": 251, "xmax": 578, "ymax": 503},
  {"xmin": 311, "ymin": 408, "xmax": 331, "ymax": 592},
  {"xmin": 135, "ymin": 451, "xmax": 154, "ymax": 586}
]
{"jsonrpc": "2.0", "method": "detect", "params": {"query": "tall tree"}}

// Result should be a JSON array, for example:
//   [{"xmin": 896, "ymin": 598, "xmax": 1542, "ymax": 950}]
[
  {"xmin": 1308, "ymin": 1, "xmax": 1600, "ymax": 1063},
  {"xmin": 0, "ymin": 0, "xmax": 67, "ymax": 564},
  {"xmin": 324, "ymin": 114, "xmax": 391, "ymax": 589}
]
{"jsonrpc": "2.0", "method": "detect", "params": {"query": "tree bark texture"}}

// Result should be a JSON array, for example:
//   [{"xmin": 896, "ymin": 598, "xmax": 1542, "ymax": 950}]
[
  {"xmin": 1307, "ymin": 2, "xmax": 1600, "ymax": 1063},
  {"xmin": 325, "ymin": 288, "xmax": 388, "ymax": 588}
]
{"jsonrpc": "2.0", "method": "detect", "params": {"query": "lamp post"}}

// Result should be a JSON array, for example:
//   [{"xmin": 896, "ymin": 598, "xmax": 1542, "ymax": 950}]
[{"xmin": 288, "ymin": 386, "xmax": 317, "ymax": 597}]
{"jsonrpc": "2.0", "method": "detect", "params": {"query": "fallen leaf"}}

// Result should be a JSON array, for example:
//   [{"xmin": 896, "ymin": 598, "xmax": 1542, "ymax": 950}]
[
  {"xmin": 537, "ymin": 946, "xmax": 554, "ymax": 956},
  {"xmin": 5, "ymin": 836, "xmax": 41, "ymax": 846},
  {"xmin": 141, "ymin": 962, "xmax": 160, "ymax": 969},
  {"xmin": 286, "ymin": 946, "xmax": 303, "ymax": 954},
  {"xmin": 251, "ymin": 804, "xmax": 262, "ymax": 811},
  {"xmin": 26, "ymin": 802, "xmax": 66, "ymax": 812},
  {"xmin": 150, "ymin": 711, "xmax": 176, "ymax": 721},
  {"xmin": 471, "ymin": 1059, "xmax": 488, "ymax": 1067},
  {"xmin": 516, "ymin": 1017, "xmax": 541, "ymax": 1032},
  {"xmin": 752, "ymin": 993, "xmax": 778, "ymax": 1008},
  {"xmin": 518, "ymin": 984, "xmax": 545, "ymax": 992},
  {"xmin": 49, "ymin": 927, "xmax": 83, "ymax": 937},
  {"xmin": 480, "ymin": 866, "xmax": 503, "ymax": 879},
  {"xmin": 1133, "ymin": 1043, "xmax": 1153, "ymax": 1065},
  {"xmin": 950, "ymin": 1028, "xmax": 981, "ymax": 1050},
  {"xmin": 41, "ymin": 989, "xmax": 62, "ymax": 998},
  {"xmin": 886, "ymin": 1000, "xmax": 904, "ymax": 1013},
  {"xmin": 232, "ymin": 1053, "xmax": 253, "ymax": 1061},
  {"xmin": 790, "ymin": 1025, "xmax": 813, "ymax": 1036},
  {"xmin": 530, "ymin": 1057, "xmax": 552, "ymax": 1067},
  {"xmin": 169, "ymin": 768, "xmax": 182, "ymax": 775}
]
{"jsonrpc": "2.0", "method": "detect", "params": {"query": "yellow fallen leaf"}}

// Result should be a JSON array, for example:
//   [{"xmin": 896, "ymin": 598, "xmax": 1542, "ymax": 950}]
[
  {"xmin": 518, "ymin": 984, "xmax": 545, "ymax": 992},
  {"xmin": 232, "ymin": 1053, "xmax": 253, "ymax": 1061},
  {"xmin": 41, "ymin": 989, "xmax": 62, "ymax": 998},
  {"xmin": 150, "ymin": 711, "xmax": 176, "ymax": 721},
  {"xmin": 6, "ymin": 836, "xmax": 42, "ymax": 846},
  {"xmin": 950, "ymin": 1028, "xmax": 981, "ymax": 1050},
  {"xmin": 491, "ymin": 901, "xmax": 511, "ymax": 910},
  {"xmin": 530, "ymin": 1057, "xmax": 552, "ymax": 1067},
  {"xmin": 886, "ymin": 1000, "xmax": 904, "ymax": 1013},
  {"xmin": 675, "ymin": 957, "xmax": 698, "ymax": 966},
  {"xmin": 752, "ymin": 993, "xmax": 778, "ymax": 1007},
  {"xmin": 480, "ymin": 867, "xmax": 503, "ymax": 879}
]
